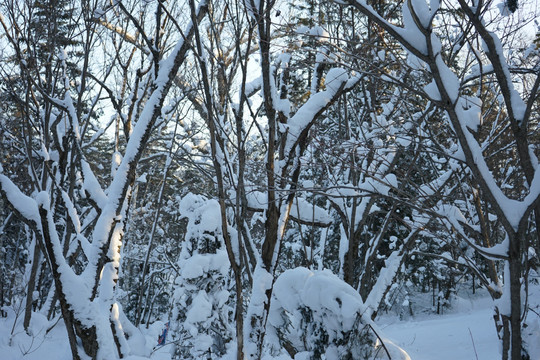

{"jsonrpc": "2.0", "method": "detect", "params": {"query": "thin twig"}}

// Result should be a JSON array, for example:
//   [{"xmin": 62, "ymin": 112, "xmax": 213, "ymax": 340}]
[
  {"xmin": 468, "ymin": 328, "xmax": 479, "ymax": 360},
  {"xmin": 369, "ymin": 323, "xmax": 392, "ymax": 360}
]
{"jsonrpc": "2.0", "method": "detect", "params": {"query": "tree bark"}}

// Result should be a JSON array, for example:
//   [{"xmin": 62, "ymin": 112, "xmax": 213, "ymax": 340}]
[
  {"xmin": 508, "ymin": 234, "xmax": 523, "ymax": 360},
  {"xmin": 38, "ymin": 205, "xmax": 83, "ymax": 360},
  {"xmin": 23, "ymin": 235, "xmax": 41, "ymax": 332}
]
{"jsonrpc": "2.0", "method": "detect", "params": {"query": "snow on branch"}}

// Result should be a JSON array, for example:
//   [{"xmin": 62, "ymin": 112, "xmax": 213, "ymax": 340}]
[
  {"xmin": 290, "ymin": 197, "xmax": 333, "ymax": 227},
  {"xmin": 283, "ymin": 68, "xmax": 351, "ymax": 159},
  {"xmin": 0, "ymin": 171, "xmax": 41, "ymax": 226}
]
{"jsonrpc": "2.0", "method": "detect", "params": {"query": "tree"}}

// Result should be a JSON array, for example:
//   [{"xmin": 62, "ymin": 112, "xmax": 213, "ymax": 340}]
[
  {"xmin": 338, "ymin": 0, "xmax": 540, "ymax": 358},
  {"xmin": 268, "ymin": 267, "xmax": 376, "ymax": 359},
  {"xmin": 0, "ymin": 1, "xmax": 209, "ymax": 358},
  {"xmin": 171, "ymin": 193, "xmax": 234, "ymax": 359},
  {"xmin": 1, "ymin": 1, "xmax": 537, "ymax": 359}
]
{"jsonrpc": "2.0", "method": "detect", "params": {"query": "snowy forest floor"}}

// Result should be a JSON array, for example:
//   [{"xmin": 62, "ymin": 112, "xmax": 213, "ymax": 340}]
[
  {"xmin": 1, "ymin": 284, "xmax": 539, "ymax": 360},
  {"xmin": 379, "ymin": 294, "xmax": 499, "ymax": 360}
]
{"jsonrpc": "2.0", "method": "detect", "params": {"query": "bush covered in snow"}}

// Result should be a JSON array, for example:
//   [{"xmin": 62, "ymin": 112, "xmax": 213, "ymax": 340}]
[
  {"xmin": 267, "ymin": 267, "xmax": 375, "ymax": 359},
  {"xmin": 170, "ymin": 194, "xmax": 233, "ymax": 359}
]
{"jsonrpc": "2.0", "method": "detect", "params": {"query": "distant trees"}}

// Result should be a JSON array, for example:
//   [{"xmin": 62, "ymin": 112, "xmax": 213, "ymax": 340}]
[{"xmin": 0, "ymin": 0, "xmax": 538, "ymax": 359}]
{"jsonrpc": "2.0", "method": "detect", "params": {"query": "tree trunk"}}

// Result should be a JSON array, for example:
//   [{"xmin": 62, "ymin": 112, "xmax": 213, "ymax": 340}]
[
  {"xmin": 23, "ymin": 235, "xmax": 41, "ymax": 332},
  {"xmin": 508, "ymin": 235, "xmax": 523, "ymax": 360},
  {"xmin": 38, "ymin": 205, "xmax": 83, "ymax": 359}
]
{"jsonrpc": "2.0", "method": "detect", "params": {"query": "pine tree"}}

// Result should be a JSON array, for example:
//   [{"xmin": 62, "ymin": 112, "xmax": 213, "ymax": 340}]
[{"xmin": 170, "ymin": 193, "xmax": 234, "ymax": 359}]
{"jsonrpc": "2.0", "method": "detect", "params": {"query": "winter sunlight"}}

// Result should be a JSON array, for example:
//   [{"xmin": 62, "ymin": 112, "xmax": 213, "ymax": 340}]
[{"xmin": 0, "ymin": 0, "xmax": 539, "ymax": 359}]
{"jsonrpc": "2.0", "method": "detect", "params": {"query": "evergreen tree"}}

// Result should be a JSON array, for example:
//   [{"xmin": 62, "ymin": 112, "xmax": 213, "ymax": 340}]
[{"xmin": 170, "ymin": 193, "xmax": 234, "ymax": 359}]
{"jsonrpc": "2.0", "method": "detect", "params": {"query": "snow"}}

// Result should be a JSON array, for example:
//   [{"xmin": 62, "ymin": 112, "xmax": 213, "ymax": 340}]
[
  {"xmin": 0, "ymin": 6, "xmax": 206, "ymax": 358},
  {"xmin": 61, "ymin": 190, "xmax": 81, "ymax": 234},
  {"xmin": 423, "ymin": 80, "xmax": 441, "ymax": 101},
  {"xmin": 185, "ymin": 291, "xmax": 212, "ymax": 324},
  {"xmin": 283, "ymin": 68, "xmax": 349, "ymax": 156},
  {"xmin": 486, "ymin": 30, "xmax": 527, "ymax": 122},
  {"xmin": 244, "ymin": 76, "xmax": 261, "ymax": 96},
  {"xmin": 454, "ymin": 101, "xmax": 538, "ymax": 230},
  {"xmin": 0, "ymin": 173, "xmax": 41, "ymax": 225},
  {"xmin": 2, "ymin": 283, "xmax": 539, "ymax": 359},
  {"xmin": 338, "ymin": 224, "xmax": 348, "ymax": 276},
  {"xmin": 324, "ymin": 68, "xmax": 348, "ymax": 93},
  {"xmin": 244, "ymin": 265, "xmax": 274, "ymax": 359},
  {"xmin": 268, "ymin": 267, "xmax": 372, "ymax": 357},
  {"xmin": 457, "ymin": 96, "xmax": 483, "ymax": 132},
  {"xmin": 364, "ymin": 251, "xmax": 405, "ymax": 319},
  {"xmin": 434, "ymin": 50, "xmax": 460, "ymax": 103},
  {"xmin": 289, "ymin": 197, "xmax": 332, "ymax": 226},
  {"xmin": 410, "ymin": 0, "xmax": 432, "ymax": 28},
  {"xmin": 308, "ymin": 26, "xmax": 329, "ymax": 42},
  {"xmin": 399, "ymin": 0, "xmax": 428, "ymax": 54},
  {"xmin": 179, "ymin": 193, "xmax": 223, "ymax": 239},
  {"xmin": 2, "ymin": 0, "xmax": 540, "ymax": 359},
  {"xmin": 81, "ymin": 159, "xmax": 108, "ymax": 208},
  {"xmin": 0, "ymin": 306, "xmax": 160, "ymax": 360},
  {"xmin": 381, "ymin": 299, "xmax": 500, "ymax": 360},
  {"xmin": 180, "ymin": 251, "xmax": 229, "ymax": 279},
  {"xmin": 301, "ymin": 271, "xmax": 363, "ymax": 329}
]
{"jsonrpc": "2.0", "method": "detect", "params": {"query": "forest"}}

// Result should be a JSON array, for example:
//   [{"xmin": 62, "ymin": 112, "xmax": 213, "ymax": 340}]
[{"xmin": 0, "ymin": 0, "xmax": 539, "ymax": 359}]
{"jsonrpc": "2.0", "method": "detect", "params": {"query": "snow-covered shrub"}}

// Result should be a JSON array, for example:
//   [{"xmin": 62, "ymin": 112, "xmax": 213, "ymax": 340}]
[
  {"xmin": 267, "ymin": 267, "xmax": 375, "ymax": 359},
  {"xmin": 170, "ymin": 193, "xmax": 233, "ymax": 359}
]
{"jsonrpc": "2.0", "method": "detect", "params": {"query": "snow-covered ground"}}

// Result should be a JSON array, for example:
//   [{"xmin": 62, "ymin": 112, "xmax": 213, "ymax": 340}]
[
  {"xmin": 0, "ymin": 286, "xmax": 538, "ymax": 359},
  {"xmin": 380, "ymin": 298, "xmax": 499, "ymax": 360}
]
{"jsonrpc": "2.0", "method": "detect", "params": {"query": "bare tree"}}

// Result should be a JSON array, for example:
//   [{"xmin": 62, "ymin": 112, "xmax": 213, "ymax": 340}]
[
  {"xmin": 0, "ymin": 1, "xmax": 208, "ymax": 358},
  {"xmin": 337, "ymin": 0, "xmax": 540, "ymax": 358}
]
